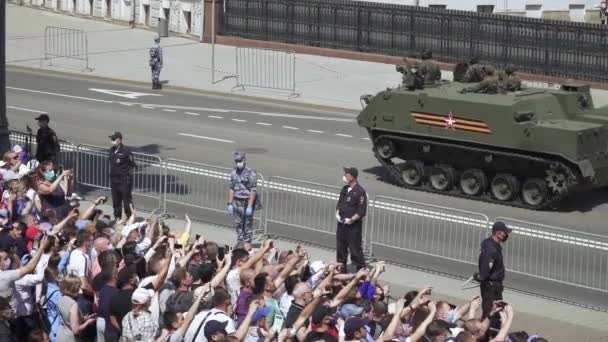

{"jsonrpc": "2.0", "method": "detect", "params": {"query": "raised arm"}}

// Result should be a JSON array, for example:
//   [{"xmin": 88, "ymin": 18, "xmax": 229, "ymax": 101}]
[
  {"xmin": 79, "ymin": 196, "xmax": 106, "ymax": 220},
  {"xmin": 241, "ymin": 239, "xmax": 273, "ymax": 270},
  {"xmin": 380, "ymin": 299, "xmax": 406, "ymax": 342},
  {"xmin": 19, "ymin": 236, "xmax": 49, "ymax": 277},
  {"xmin": 490, "ymin": 305, "xmax": 514, "ymax": 342},
  {"xmin": 210, "ymin": 251, "xmax": 232, "ymax": 288},
  {"xmin": 273, "ymin": 254, "xmax": 301, "ymax": 290},
  {"xmin": 329, "ymin": 268, "xmax": 367, "ymax": 308},
  {"xmin": 408, "ymin": 302, "xmax": 437, "ymax": 342},
  {"xmin": 232, "ymin": 300, "xmax": 260, "ymax": 341},
  {"xmin": 151, "ymin": 245, "xmax": 173, "ymax": 291},
  {"xmin": 50, "ymin": 209, "xmax": 79, "ymax": 235}
]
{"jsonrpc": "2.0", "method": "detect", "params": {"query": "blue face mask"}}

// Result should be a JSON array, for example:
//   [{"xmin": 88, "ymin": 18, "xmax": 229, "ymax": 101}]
[
  {"xmin": 44, "ymin": 170, "xmax": 55, "ymax": 181},
  {"xmin": 448, "ymin": 309, "xmax": 455, "ymax": 323}
]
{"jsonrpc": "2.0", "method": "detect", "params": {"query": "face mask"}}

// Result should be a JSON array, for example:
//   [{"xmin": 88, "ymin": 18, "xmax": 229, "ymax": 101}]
[
  {"xmin": 112, "ymin": 140, "xmax": 119, "ymax": 146},
  {"xmin": 44, "ymin": 170, "xmax": 55, "ymax": 181},
  {"xmin": 342, "ymin": 175, "xmax": 349, "ymax": 183},
  {"xmin": 447, "ymin": 309, "xmax": 455, "ymax": 323},
  {"xmin": 236, "ymin": 162, "xmax": 245, "ymax": 169}
]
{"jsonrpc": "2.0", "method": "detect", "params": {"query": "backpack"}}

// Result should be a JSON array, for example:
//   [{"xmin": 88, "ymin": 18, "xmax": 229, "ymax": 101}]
[{"xmin": 35, "ymin": 289, "xmax": 59, "ymax": 333}]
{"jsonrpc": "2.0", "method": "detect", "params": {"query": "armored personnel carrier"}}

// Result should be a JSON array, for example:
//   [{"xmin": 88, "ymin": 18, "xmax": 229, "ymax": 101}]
[{"xmin": 358, "ymin": 75, "xmax": 608, "ymax": 209}]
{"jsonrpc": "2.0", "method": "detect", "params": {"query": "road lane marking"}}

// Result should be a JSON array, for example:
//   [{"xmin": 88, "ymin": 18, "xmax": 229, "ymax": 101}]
[
  {"xmin": 256, "ymin": 122, "xmax": 272, "ymax": 126},
  {"xmin": 178, "ymin": 133, "xmax": 234, "ymax": 143},
  {"xmin": 163, "ymin": 109, "xmax": 177, "ymax": 112},
  {"xmin": 89, "ymin": 88, "xmax": 163, "ymax": 99},
  {"xmin": 142, "ymin": 105, "xmax": 155, "ymax": 109},
  {"xmin": 208, "ymin": 115, "xmax": 223, "ymax": 119},
  {"xmin": 184, "ymin": 112, "xmax": 200, "ymax": 116},
  {"xmin": 282, "ymin": 126, "xmax": 299, "ymax": 130},
  {"xmin": 307, "ymin": 130, "xmax": 324, "ymax": 134},
  {"xmin": 7, "ymin": 87, "xmax": 113, "ymax": 103},
  {"xmin": 232, "ymin": 119, "xmax": 247, "ymax": 123},
  {"xmin": 363, "ymin": 137, "xmax": 370, "ymax": 140},
  {"xmin": 7, "ymin": 106, "xmax": 47, "ymax": 114},
  {"xmin": 336, "ymin": 133, "xmax": 353, "ymax": 138}
]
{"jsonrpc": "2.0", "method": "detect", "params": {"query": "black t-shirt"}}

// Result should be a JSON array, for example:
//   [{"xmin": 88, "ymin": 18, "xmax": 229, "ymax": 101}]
[
  {"xmin": 108, "ymin": 289, "xmax": 134, "ymax": 335},
  {"xmin": 0, "ymin": 233, "xmax": 28, "ymax": 258},
  {"xmin": 285, "ymin": 301, "xmax": 306, "ymax": 329},
  {"xmin": 97, "ymin": 285, "xmax": 119, "ymax": 320}
]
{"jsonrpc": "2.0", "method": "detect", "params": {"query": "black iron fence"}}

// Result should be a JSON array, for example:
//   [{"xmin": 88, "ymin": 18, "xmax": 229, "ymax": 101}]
[{"xmin": 220, "ymin": 0, "xmax": 608, "ymax": 82}]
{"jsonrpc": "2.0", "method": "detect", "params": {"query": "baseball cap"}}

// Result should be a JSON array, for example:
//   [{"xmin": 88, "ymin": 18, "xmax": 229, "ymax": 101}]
[
  {"xmin": 309, "ymin": 260, "xmax": 326, "ymax": 275},
  {"xmin": 35, "ymin": 114, "xmax": 50, "ymax": 122},
  {"xmin": 492, "ymin": 221, "xmax": 512, "ymax": 234},
  {"xmin": 154, "ymin": 35, "xmax": 161, "ymax": 41},
  {"xmin": 251, "ymin": 306, "xmax": 272, "ymax": 324},
  {"xmin": 76, "ymin": 219, "xmax": 91, "ymax": 231},
  {"xmin": 339, "ymin": 303, "xmax": 365, "ymax": 318},
  {"xmin": 343, "ymin": 167, "xmax": 359, "ymax": 178},
  {"xmin": 109, "ymin": 132, "xmax": 123, "ymax": 140},
  {"xmin": 204, "ymin": 320, "xmax": 229, "ymax": 340},
  {"xmin": 121, "ymin": 223, "xmax": 140, "ymax": 238},
  {"xmin": 312, "ymin": 305, "xmax": 336, "ymax": 325},
  {"xmin": 344, "ymin": 317, "xmax": 370, "ymax": 335},
  {"xmin": 131, "ymin": 288, "xmax": 155, "ymax": 305}
]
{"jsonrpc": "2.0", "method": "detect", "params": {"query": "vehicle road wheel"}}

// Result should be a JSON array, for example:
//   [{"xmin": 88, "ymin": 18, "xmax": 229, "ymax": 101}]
[
  {"xmin": 491, "ymin": 174, "xmax": 519, "ymax": 201},
  {"xmin": 401, "ymin": 160, "xmax": 425, "ymax": 186},
  {"xmin": 375, "ymin": 139, "xmax": 396, "ymax": 160},
  {"xmin": 459, "ymin": 168, "xmax": 488, "ymax": 196},
  {"xmin": 521, "ymin": 178, "xmax": 548, "ymax": 207},
  {"xmin": 430, "ymin": 164, "xmax": 456, "ymax": 191}
]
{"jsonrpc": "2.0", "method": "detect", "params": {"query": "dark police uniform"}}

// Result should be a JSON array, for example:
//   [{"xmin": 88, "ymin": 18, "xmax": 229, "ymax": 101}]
[
  {"xmin": 477, "ymin": 221, "xmax": 510, "ymax": 319},
  {"xmin": 109, "ymin": 132, "xmax": 136, "ymax": 220},
  {"xmin": 35, "ymin": 114, "xmax": 60, "ymax": 163},
  {"xmin": 336, "ymin": 173, "xmax": 368, "ymax": 271}
]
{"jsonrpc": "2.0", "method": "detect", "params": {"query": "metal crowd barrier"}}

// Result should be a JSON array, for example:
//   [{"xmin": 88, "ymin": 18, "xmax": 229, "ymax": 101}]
[
  {"xmin": 496, "ymin": 217, "xmax": 608, "ymax": 293},
  {"xmin": 75, "ymin": 144, "xmax": 164, "ymax": 209},
  {"xmin": 43, "ymin": 26, "xmax": 90, "ymax": 70},
  {"xmin": 233, "ymin": 47, "xmax": 298, "ymax": 98},
  {"xmin": 8, "ymin": 130, "xmax": 77, "ymax": 170},
  {"xmin": 162, "ymin": 159, "xmax": 265, "ymax": 234},
  {"xmin": 369, "ymin": 196, "xmax": 490, "ymax": 270},
  {"xmin": 263, "ymin": 176, "xmax": 372, "ymax": 254}
]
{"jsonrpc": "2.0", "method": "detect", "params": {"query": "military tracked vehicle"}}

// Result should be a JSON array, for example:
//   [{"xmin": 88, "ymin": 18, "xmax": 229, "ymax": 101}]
[{"xmin": 358, "ymin": 77, "xmax": 608, "ymax": 210}]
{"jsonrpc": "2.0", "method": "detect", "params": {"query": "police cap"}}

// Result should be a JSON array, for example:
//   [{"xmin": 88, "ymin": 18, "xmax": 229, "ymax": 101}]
[
  {"xmin": 343, "ymin": 167, "xmax": 358, "ymax": 179},
  {"xmin": 492, "ymin": 221, "xmax": 512, "ymax": 234},
  {"xmin": 109, "ymin": 132, "xmax": 123, "ymax": 140},
  {"xmin": 35, "ymin": 114, "xmax": 50, "ymax": 122}
]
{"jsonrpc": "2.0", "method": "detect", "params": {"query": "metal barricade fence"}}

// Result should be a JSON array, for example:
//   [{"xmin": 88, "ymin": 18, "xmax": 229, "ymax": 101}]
[
  {"xmin": 8, "ymin": 130, "xmax": 77, "ymax": 170},
  {"xmin": 369, "ymin": 196, "xmax": 490, "ymax": 272},
  {"xmin": 75, "ymin": 144, "xmax": 164, "ymax": 209},
  {"xmin": 234, "ymin": 47, "xmax": 298, "ymax": 97},
  {"xmin": 162, "ymin": 159, "xmax": 265, "ymax": 234},
  {"xmin": 43, "ymin": 26, "xmax": 90, "ymax": 70},
  {"xmin": 496, "ymin": 217, "xmax": 608, "ymax": 293},
  {"xmin": 263, "ymin": 176, "xmax": 371, "ymax": 254}
]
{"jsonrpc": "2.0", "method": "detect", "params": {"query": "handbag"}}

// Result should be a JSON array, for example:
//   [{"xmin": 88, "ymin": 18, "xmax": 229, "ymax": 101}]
[{"xmin": 35, "ymin": 289, "xmax": 59, "ymax": 333}]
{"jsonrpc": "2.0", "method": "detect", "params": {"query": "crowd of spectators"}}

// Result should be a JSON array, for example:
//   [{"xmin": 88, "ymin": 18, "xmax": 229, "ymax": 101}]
[{"xmin": 0, "ymin": 143, "xmax": 548, "ymax": 342}]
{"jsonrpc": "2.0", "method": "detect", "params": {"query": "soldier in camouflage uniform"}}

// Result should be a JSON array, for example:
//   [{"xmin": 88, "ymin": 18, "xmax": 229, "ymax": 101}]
[
  {"xmin": 416, "ymin": 50, "xmax": 442, "ymax": 85},
  {"xmin": 149, "ymin": 36, "xmax": 163, "ymax": 89},
  {"xmin": 463, "ymin": 63, "xmax": 487, "ymax": 83},
  {"xmin": 498, "ymin": 64, "xmax": 522, "ymax": 92},
  {"xmin": 226, "ymin": 151, "xmax": 259, "ymax": 243},
  {"xmin": 460, "ymin": 65, "xmax": 499, "ymax": 94}
]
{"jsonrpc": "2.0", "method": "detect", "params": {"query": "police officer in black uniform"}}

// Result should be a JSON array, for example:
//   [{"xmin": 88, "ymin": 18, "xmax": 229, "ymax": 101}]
[
  {"xmin": 335, "ymin": 167, "xmax": 367, "ymax": 271},
  {"xmin": 35, "ymin": 114, "xmax": 60, "ymax": 163},
  {"xmin": 478, "ymin": 221, "xmax": 511, "ymax": 320},
  {"xmin": 108, "ymin": 132, "xmax": 136, "ymax": 220}
]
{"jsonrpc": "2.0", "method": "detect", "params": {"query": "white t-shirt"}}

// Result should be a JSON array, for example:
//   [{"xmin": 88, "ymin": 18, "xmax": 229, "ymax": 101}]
[
  {"xmin": 279, "ymin": 292, "xmax": 294, "ymax": 317},
  {"xmin": 226, "ymin": 269, "xmax": 241, "ymax": 307},
  {"xmin": 67, "ymin": 249, "xmax": 90, "ymax": 278},
  {"xmin": 35, "ymin": 253, "xmax": 51, "ymax": 302},
  {"xmin": 184, "ymin": 308, "xmax": 236, "ymax": 342},
  {"xmin": 0, "ymin": 269, "xmax": 21, "ymax": 298}
]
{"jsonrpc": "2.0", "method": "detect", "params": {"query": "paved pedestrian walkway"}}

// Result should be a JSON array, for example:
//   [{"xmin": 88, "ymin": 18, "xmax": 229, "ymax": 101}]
[{"xmin": 8, "ymin": 4, "xmax": 608, "ymax": 111}]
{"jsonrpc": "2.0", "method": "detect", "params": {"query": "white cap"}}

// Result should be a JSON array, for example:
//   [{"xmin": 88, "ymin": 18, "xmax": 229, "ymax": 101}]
[
  {"xmin": 12, "ymin": 145, "xmax": 23, "ymax": 154},
  {"xmin": 132, "ymin": 288, "xmax": 155, "ymax": 304},
  {"xmin": 121, "ymin": 223, "xmax": 141, "ymax": 238},
  {"xmin": 309, "ymin": 260, "xmax": 326, "ymax": 274}
]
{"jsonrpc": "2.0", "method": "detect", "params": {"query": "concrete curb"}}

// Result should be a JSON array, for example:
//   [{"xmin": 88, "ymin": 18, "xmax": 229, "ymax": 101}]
[{"xmin": 6, "ymin": 65, "xmax": 358, "ymax": 114}]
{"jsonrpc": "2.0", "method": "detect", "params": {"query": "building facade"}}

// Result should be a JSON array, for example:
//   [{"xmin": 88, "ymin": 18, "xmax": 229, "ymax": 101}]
[
  {"xmin": 11, "ymin": 0, "xmax": 205, "ymax": 36},
  {"xmin": 356, "ymin": 0, "xmax": 604, "ymax": 22}
]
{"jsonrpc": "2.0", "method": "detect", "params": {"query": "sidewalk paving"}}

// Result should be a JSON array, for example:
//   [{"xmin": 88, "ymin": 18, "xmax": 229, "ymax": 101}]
[
  {"xmin": 8, "ymin": 4, "xmax": 608, "ymax": 111},
  {"xmin": 81, "ymin": 200, "xmax": 608, "ymax": 342}
]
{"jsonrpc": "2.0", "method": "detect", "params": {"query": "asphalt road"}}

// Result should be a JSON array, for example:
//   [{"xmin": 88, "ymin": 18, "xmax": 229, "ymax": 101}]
[
  {"xmin": 7, "ymin": 67, "xmax": 608, "ymax": 234},
  {"xmin": 6, "ymin": 67, "xmax": 608, "ymax": 309}
]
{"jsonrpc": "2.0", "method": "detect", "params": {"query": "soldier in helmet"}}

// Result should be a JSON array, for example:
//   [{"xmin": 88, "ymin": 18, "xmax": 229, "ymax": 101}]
[
  {"xmin": 416, "ymin": 50, "xmax": 442, "ymax": 85},
  {"xmin": 460, "ymin": 65, "xmax": 499, "ymax": 94},
  {"xmin": 498, "ymin": 64, "xmax": 522, "ymax": 92},
  {"xmin": 226, "ymin": 151, "xmax": 259, "ymax": 243},
  {"xmin": 396, "ymin": 62, "xmax": 424, "ymax": 90}
]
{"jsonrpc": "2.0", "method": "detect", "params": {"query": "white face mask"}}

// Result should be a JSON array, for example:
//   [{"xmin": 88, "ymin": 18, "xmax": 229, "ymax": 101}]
[
  {"xmin": 342, "ymin": 175, "xmax": 349, "ymax": 184},
  {"xmin": 112, "ymin": 140, "xmax": 119, "ymax": 146},
  {"xmin": 236, "ymin": 162, "xmax": 245, "ymax": 169}
]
